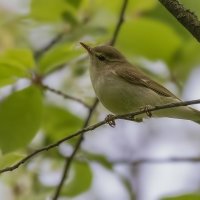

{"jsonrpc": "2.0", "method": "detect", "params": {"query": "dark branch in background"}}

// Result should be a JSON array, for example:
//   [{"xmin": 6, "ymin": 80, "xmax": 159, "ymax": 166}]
[
  {"xmin": 113, "ymin": 157, "xmax": 200, "ymax": 165},
  {"xmin": 52, "ymin": 0, "xmax": 129, "ymax": 199},
  {"xmin": 42, "ymin": 84, "xmax": 90, "ymax": 109},
  {"xmin": 109, "ymin": 0, "xmax": 128, "ymax": 45},
  {"xmin": 159, "ymin": 0, "xmax": 200, "ymax": 42},
  {"xmin": 1, "ymin": 99, "xmax": 200, "ymax": 174},
  {"xmin": 52, "ymin": 98, "xmax": 98, "ymax": 200},
  {"xmin": 34, "ymin": 33, "xmax": 64, "ymax": 60}
]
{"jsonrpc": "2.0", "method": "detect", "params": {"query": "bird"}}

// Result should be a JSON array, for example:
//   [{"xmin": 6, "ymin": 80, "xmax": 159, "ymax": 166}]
[{"xmin": 80, "ymin": 42, "xmax": 200, "ymax": 124}]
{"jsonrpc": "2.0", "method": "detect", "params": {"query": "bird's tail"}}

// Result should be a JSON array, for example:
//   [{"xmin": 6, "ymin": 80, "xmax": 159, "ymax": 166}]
[
  {"xmin": 154, "ymin": 106, "xmax": 200, "ymax": 125},
  {"xmin": 191, "ymin": 108, "xmax": 200, "ymax": 125}
]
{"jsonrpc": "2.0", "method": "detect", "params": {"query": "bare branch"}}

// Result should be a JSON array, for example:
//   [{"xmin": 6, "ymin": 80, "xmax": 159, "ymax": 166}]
[
  {"xmin": 52, "ymin": 98, "xmax": 98, "ymax": 200},
  {"xmin": 159, "ymin": 0, "xmax": 200, "ymax": 42},
  {"xmin": 42, "ymin": 84, "xmax": 91, "ymax": 109},
  {"xmin": 1, "ymin": 98, "xmax": 200, "ymax": 174},
  {"xmin": 112, "ymin": 157, "xmax": 200, "ymax": 165},
  {"xmin": 34, "ymin": 33, "xmax": 64, "ymax": 60},
  {"xmin": 109, "ymin": 0, "xmax": 129, "ymax": 46},
  {"xmin": 117, "ymin": 99, "xmax": 200, "ymax": 120}
]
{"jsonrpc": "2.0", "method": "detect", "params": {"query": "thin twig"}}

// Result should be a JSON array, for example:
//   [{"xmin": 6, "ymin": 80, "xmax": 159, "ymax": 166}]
[
  {"xmin": 52, "ymin": 0, "xmax": 129, "ymax": 198},
  {"xmin": 112, "ymin": 157, "xmax": 200, "ymax": 165},
  {"xmin": 109, "ymin": 0, "xmax": 128, "ymax": 46},
  {"xmin": 159, "ymin": 0, "xmax": 200, "ymax": 42},
  {"xmin": 34, "ymin": 33, "xmax": 64, "ymax": 60},
  {"xmin": 0, "ymin": 118, "xmax": 104, "ymax": 174},
  {"xmin": 42, "ymin": 84, "xmax": 90, "ymax": 109},
  {"xmin": 52, "ymin": 98, "xmax": 98, "ymax": 200},
  {"xmin": 1, "ymin": 99, "xmax": 200, "ymax": 174}
]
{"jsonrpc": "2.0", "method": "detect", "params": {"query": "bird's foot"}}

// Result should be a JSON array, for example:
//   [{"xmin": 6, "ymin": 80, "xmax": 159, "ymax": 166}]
[
  {"xmin": 140, "ymin": 105, "xmax": 153, "ymax": 118},
  {"xmin": 105, "ymin": 114, "xmax": 116, "ymax": 128}
]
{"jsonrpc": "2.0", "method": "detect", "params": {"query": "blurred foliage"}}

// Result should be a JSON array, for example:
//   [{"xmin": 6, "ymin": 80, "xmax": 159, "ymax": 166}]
[
  {"xmin": 42, "ymin": 104, "xmax": 83, "ymax": 140},
  {"xmin": 85, "ymin": 152, "xmax": 113, "ymax": 169},
  {"xmin": 0, "ymin": 48, "xmax": 34, "ymax": 86},
  {"xmin": 31, "ymin": 0, "xmax": 76, "ymax": 22},
  {"xmin": 62, "ymin": 161, "xmax": 92, "ymax": 196},
  {"xmin": 0, "ymin": 86, "xmax": 43, "ymax": 152},
  {"xmin": 39, "ymin": 43, "xmax": 82, "ymax": 74},
  {"xmin": 162, "ymin": 193, "xmax": 200, "ymax": 200},
  {"xmin": 0, "ymin": 0, "xmax": 199, "ymax": 199},
  {"xmin": 117, "ymin": 18, "xmax": 182, "ymax": 62},
  {"xmin": 0, "ymin": 152, "xmax": 25, "ymax": 169}
]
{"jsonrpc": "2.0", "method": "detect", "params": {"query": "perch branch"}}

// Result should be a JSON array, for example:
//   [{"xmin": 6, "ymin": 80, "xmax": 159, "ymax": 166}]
[{"xmin": 1, "ymin": 98, "xmax": 200, "ymax": 174}]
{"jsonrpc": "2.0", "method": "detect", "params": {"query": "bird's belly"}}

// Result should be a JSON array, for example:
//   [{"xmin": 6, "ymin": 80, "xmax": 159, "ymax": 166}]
[{"xmin": 93, "ymin": 76, "xmax": 157, "ymax": 115}]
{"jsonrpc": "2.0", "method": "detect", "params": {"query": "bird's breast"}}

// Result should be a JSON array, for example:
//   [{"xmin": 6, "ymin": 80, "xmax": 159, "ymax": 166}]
[{"xmin": 90, "ymin": 69, "xmax": 148, "ymax": 114}]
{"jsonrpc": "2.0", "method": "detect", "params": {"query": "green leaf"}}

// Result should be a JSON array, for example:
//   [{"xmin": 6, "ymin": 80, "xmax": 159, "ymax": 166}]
[
  {"xmin": 30, "ymin": 0, "xmax": 69, "ymax": 21},
  {"xmin": 0, "ymin": 63, "xmax": 26, "ymax": 87},
  {"xmin": 42, "ymin": 104, "xmax": 83, "ymax": 140},
  {"xmin": 94, "ymin": 0, "xmax": 121, "ymax": 13},
  {"xmin": 1, "ymin": 48, "xmax": 35, "ymax": 69},
  {"xmin": 162, "ymin": 193, "xmax": 200, "ymax": 200},
  {"xmin": 94, "ymin": 0, "xmax": 156, "ymax": 14},
  {"xmin": 86, "ymin": 152, "xmax": 112, "ymax": 169},
  {"xmin": 66, "ymin": 0, "xmax": 82, "ymax": 8},
  {"xmin": 117, "ymin": 18, "xmax": 182, "ymax": 62},
  {"xmin": 38, "ymin": 44, "xmax": 82, "ymax": 74},
  {"xmin": 0, "ymin": 86, "xmax": 43, "ymax": 153},
  {"xmin": 0, "ymin": 48, "xmax": 34, "ymax": 87},
  {"xmin": 63, "ymin": 161, "xmax": 92, "ymax": 197},
  {"xmin": 0, "ymin": 152, "xmax": 24, "ymax": 169},
  {"xmin": 128, "ymin": 0, "xmax": 156, "ymax": 14},
  {"xmin": 62, "ymin": 11, "xmax": 78, "ymax": 25},
  {"xmin": 171, "ymin": 39, "xmax": 200, "ymax": 81}
]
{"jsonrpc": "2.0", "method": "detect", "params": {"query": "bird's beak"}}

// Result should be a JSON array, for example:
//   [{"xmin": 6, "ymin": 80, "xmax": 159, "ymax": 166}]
[{"xmin": 80, "ymin": 42, "xmax": 93, "ymax": 54}]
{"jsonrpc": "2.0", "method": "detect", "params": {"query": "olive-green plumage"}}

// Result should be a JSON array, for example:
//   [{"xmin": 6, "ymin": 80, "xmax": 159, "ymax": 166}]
[{"xmin": 80, "ymin": 43, "xmax": 200, "ymax": 124}]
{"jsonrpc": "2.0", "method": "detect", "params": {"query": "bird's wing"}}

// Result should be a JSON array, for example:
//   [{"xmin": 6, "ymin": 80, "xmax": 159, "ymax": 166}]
[{"xmin": 115, "ymin": 64, "xmax": 179, "ymax": 99}]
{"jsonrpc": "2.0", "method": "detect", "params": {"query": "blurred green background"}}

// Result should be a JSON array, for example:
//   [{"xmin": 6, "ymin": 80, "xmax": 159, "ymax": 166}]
[{"xmin": 0, "ymin": 0, "xmax": 200, "ymax": 199}]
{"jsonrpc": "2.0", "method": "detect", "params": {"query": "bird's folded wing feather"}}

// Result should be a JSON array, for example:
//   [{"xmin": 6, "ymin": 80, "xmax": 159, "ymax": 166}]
[{"xmin": 115, "ymin": 64, "xmax": 179, "ymax": 99}]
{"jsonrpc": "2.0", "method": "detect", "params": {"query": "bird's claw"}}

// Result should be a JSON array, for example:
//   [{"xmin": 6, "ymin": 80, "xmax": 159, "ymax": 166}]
[
  {"xmin": 140, "ymin": 105, "xmax": 153, "ymax": 118},
  {"xmin": 105, "ymin": 114, "xmax": 116, "ymax": 127}
]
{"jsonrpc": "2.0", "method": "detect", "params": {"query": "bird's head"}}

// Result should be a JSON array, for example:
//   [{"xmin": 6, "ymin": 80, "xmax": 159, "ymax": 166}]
[{"xmin": 80, "ymin": 42, "xmax": 126, "ymax": 68}]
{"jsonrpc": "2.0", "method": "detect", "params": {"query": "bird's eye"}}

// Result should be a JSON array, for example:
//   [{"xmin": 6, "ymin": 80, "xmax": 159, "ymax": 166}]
[{"xmin": 97, "ymin": 54, "xmax": 106, "ymax": 61}]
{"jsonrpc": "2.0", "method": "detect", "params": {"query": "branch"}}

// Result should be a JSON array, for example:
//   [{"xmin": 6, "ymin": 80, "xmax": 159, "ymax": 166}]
[
  {"xmin": 109, "ymin": 0, "xmax": 129, "ymax": 46},
  {"xmin": 117, "ymin": 99, "xmax": 200, "ymax": 120},
  {"xmin": 52, "ymin": 0, "xmax": 129, "ymax": 198},
  {"xmin": 112, "ymin": 157, "xmax": 200, "ymax": 165},
  {"xmin": 42, "ymin": 84, "xmax": 90, "ymax": 109},
  {"xmin": 34, "ymin": 33, "xmax": 64, "ymax": 60},
  {"xmin": 1, "ymin": 98, "xmax": 200, "ymax": 174},
  {"xmin": 159, "ymin": 0, "xmax": 200, "ymax": 42},
  {"xmin": 52, "ymin": 98, "xmax": 98, "ymax": 200}
]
